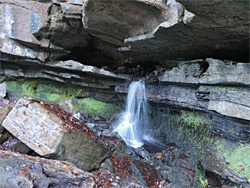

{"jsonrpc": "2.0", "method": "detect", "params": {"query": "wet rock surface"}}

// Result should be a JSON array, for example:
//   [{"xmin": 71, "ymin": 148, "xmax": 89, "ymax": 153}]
[
  {"xmin": 0, "ymin": 92, "xmax": 248, "ymax": 187},
  {"xmin": 151, "ymin": 105, "xmax": 250, "ymax": 187},
  {"xmin": 202, "ymin": 146, "xmax": 250, "ymax": 187}
]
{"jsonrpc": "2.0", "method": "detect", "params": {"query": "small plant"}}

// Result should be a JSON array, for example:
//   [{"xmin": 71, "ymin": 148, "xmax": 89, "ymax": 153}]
[{"xmin": 199, "ymin": 176, "xmax": 210, "ymax": 187}]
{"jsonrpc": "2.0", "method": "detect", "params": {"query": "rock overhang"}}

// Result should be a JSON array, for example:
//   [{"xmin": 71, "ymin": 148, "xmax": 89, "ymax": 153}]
[{"xmin": 1, "ymin": 0, "xmax": 249, "ymax": 71}]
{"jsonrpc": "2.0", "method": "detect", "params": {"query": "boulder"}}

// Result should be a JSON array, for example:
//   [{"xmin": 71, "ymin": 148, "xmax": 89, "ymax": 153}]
[
  {"xmin": 2, "ymin": 98, "xmax": 112, "ymax": 171},
  {"xmin": 0, "ymin": 150, "xmax": 95, "ymax": 188}
]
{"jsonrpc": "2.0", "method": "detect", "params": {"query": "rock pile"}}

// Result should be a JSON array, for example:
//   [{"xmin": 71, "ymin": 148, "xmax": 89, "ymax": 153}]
[{"xmin": 2, "ymin": 98, "xmax": 112, "ymax": 171}]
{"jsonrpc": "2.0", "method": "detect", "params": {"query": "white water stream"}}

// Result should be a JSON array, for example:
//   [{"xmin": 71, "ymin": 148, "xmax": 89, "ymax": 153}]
[{"xmin": 114, "ymin": 80, "xmax": 148, "ymax": 148}]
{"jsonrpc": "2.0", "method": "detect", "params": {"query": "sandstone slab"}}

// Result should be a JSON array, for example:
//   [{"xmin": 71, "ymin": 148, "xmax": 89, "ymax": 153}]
[
  {"xmin": 2, "ymin": 98, "xmax": 111, "ymax": 171},
  {"xmin": 0, "ymin": 150, "xmax": 95, "ymax": 188}
]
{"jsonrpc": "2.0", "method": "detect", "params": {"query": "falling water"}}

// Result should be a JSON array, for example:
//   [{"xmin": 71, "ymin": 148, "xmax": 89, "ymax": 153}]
[{"xmin": 114, "ymin": 80, "xmax": 148, "ymax": 148}]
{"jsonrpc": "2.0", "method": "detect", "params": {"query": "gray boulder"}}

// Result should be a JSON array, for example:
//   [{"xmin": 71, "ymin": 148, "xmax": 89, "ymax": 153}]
[
  {"xmin": 0, "ymin": 150, "xmax": 95, "ymax": 188},
  {"xmin": 2, "ymin": 98, "xmax": 111, "ymax": 171}
]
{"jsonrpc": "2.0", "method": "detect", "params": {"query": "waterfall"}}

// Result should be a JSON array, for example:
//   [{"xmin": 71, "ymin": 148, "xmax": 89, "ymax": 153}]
[{"xmin": 114, "ymin": 80, "xmax": 148, "ymax": 148}]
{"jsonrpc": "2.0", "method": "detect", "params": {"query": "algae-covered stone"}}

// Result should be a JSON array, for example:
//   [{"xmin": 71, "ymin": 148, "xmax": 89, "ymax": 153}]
[
  {"xmin": 78, "ymin": 97, "xmax": 122, "ymax": 118},
  {"xmin": 201, "ymin": 138, "xmax": 250, "ymax": 187},
  {"xmin": 180, "ymin": 110, "xmax": 211, "ymax": 130},
  {"xmin": 2, "ymin": 98, "xmax": 111, "ymax": 170},
  {"xmin": 3, "ymin": 79, "xmax": 122, "ymax": 118}
]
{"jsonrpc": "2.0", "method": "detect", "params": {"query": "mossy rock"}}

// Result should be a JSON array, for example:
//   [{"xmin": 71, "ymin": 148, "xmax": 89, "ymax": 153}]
[
  {"xmin": 180, "ymin": 110, "xmax": 211, "ymax": 130},
  {"xmin": 214, "ymin": 139, "xmax": 250, "ymax": 183},
  {"xmin": 78, "ymin": 98, "xmax": 122, "ymax": 118},
  {"xmin": 1, "ymin": 78, "xmax": 122, "ymax": 118}
]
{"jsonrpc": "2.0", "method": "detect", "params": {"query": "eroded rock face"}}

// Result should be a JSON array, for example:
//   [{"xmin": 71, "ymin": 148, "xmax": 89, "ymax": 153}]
[
  {"xmin": 150, "ymin": 106, "xmax": 250, "ymax": 187},
  {"xmin": 1, "ymin": 0, "xmax": 248, "ymax": 71},
  {"xmin": 0, "ymin": 150, "xmax": 95, "ymax": 188},
  {"xmin": 82, "ymin": 0, "xmax": 249, "ymax": 66},
  {"xmin": 157, "ymin": 58, "xmax": 250, "ymax": 121},
  {"xmin": 117, "ymin": 82, "xmax": 250, "ymax": 122},
  {"xmin": 2, "ymin": 98, "xmax": 111, "ymax": 171},
  {"xmin": 0, "ymin": 0, "xmax": 90, "ymax": 66},
  {"xmin": 0, "ymin": 59, "xmax": 131, "ymax": 91},
  {"xmin": 83, "ymin": 0, "xmax": 187, "ymax": 45},
  {"xmin": 160, "ymin": 58, "xmax": 250, "ymax": 86},
  {"xmin": 0, "ymin": 0, "xmax": 62, "ymax": 63},
  {"xmin": 82, "ymin": 0, "xmax": 195, "ymax": 65}
]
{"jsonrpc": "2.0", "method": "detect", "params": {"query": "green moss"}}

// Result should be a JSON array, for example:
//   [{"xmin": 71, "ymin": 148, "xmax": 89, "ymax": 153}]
[
  {"xmin": 1, "ymin": 78, "xmax": 122, "ymax": 118},
  {"xmin": 151, "ymin": 106, "xmax": 249, "ymax": 187},
  {"xmin": 47, "ymin": 93, "xmax": 61, "ymax": 103},
  {"xmin": 0, "ymin": 76, "xmax": 7, "ymax": 83},
  {"xmin": 215, "ymin": 139, "xmax": 250, "ymax": 181},
  {"xmin": 181, "ymin": 110, "xmax": 210, "ymax": 129},
  {"xmin": 78, "ymin": 98, "xmax": 121, "ymax": 118}
]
